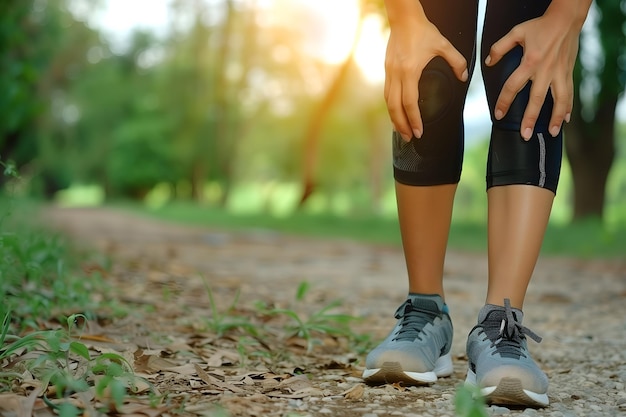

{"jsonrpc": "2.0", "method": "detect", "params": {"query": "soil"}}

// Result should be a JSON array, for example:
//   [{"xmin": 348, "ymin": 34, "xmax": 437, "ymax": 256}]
[{"xmin": 9, "ymin": 206, "xmax": 626, "ymax": 417}]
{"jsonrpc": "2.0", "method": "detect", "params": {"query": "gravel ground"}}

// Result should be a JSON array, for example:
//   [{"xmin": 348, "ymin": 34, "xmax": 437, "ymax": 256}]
[{"xmin": 44, "ymin": 207, "xmax": 626, "ymax": 417}]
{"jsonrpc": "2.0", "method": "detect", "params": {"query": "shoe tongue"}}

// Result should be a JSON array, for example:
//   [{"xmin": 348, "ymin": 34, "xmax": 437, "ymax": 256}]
[
  {"xmin": 478, "ymin": 303, "xmax": 524, "ymax": 324},
  {"xmin": 407, "ymin": 294, "xmax": 444, "ymax": 313}
]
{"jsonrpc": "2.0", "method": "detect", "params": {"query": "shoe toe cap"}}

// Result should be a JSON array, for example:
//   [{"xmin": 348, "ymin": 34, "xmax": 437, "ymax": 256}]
[
  {"xmin": 480, "ymin": 363, "xmax": 548, "ymax": 393},
  {"xmin": 366, "ymin": 344, "xmax": 435, "ymax": 372}
]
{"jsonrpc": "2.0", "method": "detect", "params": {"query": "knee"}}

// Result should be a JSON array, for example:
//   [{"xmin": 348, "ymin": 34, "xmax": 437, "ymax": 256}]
[{"xmin": 418, "ymin": 57, "xmax": 462, "ymax": 125}]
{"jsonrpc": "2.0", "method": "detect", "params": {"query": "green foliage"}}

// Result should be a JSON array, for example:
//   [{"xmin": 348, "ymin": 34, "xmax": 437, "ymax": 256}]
[
  {"xmin": 0, "ymin": 158, "xmax": 18, "ymax": 178},
  {"xmin": 200, "ymin": 279, "xmax": 370, "ymax": 356},
  {"xmin": 0, "ymin": 314, "xmax": 151, "ymax": 414},
  {"xmin": 454, "ymin": 384, "xmax": 489, "ymax": 417},
  {"xmin": 2, "ymin": 0, "xmax": 625, "ymax": 224},
  {"xmin": 0, "ymin": 1, "xmax": 40, "ymax": 138},
  {"xmin": 106, "ymin": 115, "xmax": 178, "ymax": 198},
  {"xmin": 261, "ymin": 281, "xmax": 362, "ymax": 352},
  {"xmin": 202, "ymin": 280, "xmax": 260, "ymax": 338},
  {"xmin": 0, "ymin": 207, "xmax": 105, "ymax": 327},
  {"xmin": 135, "ymin": 200, "xmax": 626, "ymax": 258}
]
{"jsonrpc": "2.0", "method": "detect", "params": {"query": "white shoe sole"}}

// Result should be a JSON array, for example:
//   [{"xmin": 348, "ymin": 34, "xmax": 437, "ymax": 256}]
[
  {"xmin": 465, "ymin": 369, "xmax": 549, "ymax": 407},
  {"xmin": 362, "ymin": 352, "xmax": 453, "ymax": 385}
]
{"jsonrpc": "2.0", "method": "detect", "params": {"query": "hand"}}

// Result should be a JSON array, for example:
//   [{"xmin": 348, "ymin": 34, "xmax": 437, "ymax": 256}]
[
  {"xmin": 485, "ymin": 9, "xmax": 584, "ymax": 140},
  {"xmin": 384, "ymin": 16, "xmax": 468, "ymax": 141}
]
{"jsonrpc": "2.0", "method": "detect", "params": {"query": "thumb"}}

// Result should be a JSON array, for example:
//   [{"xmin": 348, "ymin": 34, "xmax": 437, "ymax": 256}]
[{"xmin": 439, "ymin": 40, "xmax": 468, "ymax": 82}]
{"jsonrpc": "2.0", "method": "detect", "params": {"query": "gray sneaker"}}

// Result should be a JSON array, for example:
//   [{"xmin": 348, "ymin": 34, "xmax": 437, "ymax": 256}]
[
  {"xmin": 465, "ymin": 299, "xmax": 549, "ymax": 407},
  {"xmin": 362, "ymin": 294, "xmax": 453, "ymax": 385}
]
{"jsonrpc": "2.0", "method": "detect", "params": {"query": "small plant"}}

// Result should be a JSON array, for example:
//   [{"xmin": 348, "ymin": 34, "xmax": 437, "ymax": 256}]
[
  {"xmin": 202, "ymin": 277, "xmax": 261, "ymax": 337},
  {"xmin": 0, "ymin": 157, "xmax": 18, "ymax": 179},
  {"xmin": 0, "ymin": 175, "xmax": 110, "ymax": 333},
  {"xmin": 0, "ymin": 313, "xmax": 153, "ymax": 414},
  {"xmin": 260, "ymin": 281, "xmax": 363, "ymax": 352},
  {"xmin": 454, "ymin": 384, "xmax": 489, "ymax": 417}
]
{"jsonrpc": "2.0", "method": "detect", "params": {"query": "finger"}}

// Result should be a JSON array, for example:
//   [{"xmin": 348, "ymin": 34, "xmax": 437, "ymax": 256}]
[
  {"xmin": 486, "ymin": 25, "xmax": 523, "ymax": 66},
  {"xmin": 565, "ymin": 75, "xmax": 574, "ymax": 123},
  {"xmin": 438, "ymin": 39, "xmax": 468, "ymax": 82},
  {"xmin": 494, "ymin": 66, "xmax": 529, "ymax": 121},
  {"xmin": 386, "ymin": 81, "xmax": 412, "ymax": 141},
  {"xmin": 548, "ymin": 79, "xmax": 569, "ymax": 137},
  {"xmin": 401, "ymin": 66, "xmax": 423, "ymax": 139},
  {"xmin": 521, "ymin": 77, "xmax": 550, "ymax": 141},
  {"xmin": 384, "ymin": 76, "xmax": 397, "ymax": 132}
]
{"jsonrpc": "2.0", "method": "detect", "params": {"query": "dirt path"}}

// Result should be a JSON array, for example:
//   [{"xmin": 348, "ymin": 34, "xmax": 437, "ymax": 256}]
[{"xmin": 43, "ymin": 206, "xmax": 626, "ymax": 417}]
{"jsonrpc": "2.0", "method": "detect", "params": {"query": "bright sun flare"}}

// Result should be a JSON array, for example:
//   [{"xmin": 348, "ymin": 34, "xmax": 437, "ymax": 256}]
[
  {"xmin": 97, "ymin": 0, "xmax": 388, "ymax": 84},
  {"xmin": 297, "ymin": 0, "xmax": 387, "ymax": 84}
]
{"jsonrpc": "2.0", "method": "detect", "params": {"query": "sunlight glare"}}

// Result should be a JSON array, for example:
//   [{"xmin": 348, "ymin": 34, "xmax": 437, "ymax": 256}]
[
  {"xmin": 298, "ymin": 0, "xmax": 386, "ymax": 84},
  {"xmin": 354, "ymin": 15, "xmax": 387, "ymax": 84}
]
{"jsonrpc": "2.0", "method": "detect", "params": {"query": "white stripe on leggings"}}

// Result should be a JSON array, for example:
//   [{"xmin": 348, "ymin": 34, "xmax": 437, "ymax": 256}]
[{"xmin": 537, "ymin": 133, "xmax": 546, "ymax": 188}]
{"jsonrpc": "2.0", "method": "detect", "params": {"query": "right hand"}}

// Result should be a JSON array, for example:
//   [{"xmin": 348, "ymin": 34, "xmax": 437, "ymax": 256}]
[{"xmin": 384, "ymin": 16, "xmax": 468, "ymax": 141}]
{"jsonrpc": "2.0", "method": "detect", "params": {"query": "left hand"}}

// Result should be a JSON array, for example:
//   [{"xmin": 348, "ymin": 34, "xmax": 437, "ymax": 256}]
[{"xmin": 485, "ymin": 9, "xmax": 584, "ymax": 140}]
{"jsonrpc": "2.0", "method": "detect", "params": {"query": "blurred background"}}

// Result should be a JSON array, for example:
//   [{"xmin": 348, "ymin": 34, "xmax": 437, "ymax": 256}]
[{"xmin": 1, "ymin": 0, "xmax": 625, "ymax": 230}]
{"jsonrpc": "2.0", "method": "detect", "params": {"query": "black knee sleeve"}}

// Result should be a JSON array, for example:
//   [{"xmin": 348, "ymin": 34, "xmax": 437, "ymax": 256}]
[
  {"xmin": 487, "ymin": 128, "xmax": 562, "ymax": 193},
  {"xmin": 393, "ymin": 57, "xmax": 468, "ymax": 186},
  {"xmin": 392, "ymin": 0, "xmax": 479, "ymax": 186},
  {"xmin": 482, "ymin": 0, "xmax": 562, "ymax": 194}
]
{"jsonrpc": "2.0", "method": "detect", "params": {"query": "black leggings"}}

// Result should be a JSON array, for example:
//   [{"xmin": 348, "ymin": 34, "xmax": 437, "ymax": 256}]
[{"xmin": 392, "ymin": 0, "xmax": 562, "ymax": 193}]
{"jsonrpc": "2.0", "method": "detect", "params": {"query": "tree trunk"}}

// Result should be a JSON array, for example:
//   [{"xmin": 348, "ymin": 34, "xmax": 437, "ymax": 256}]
[
  {"xmin": 564, "ymin": 97, "xmax": 617, "ymax": 220},
  {"xmin": 207, "ymin": 0, "xmax": 242, "ymax": 208},
  {"xmin": 297, "ymin": 7, "xmax": 365, "ymax": 208}
]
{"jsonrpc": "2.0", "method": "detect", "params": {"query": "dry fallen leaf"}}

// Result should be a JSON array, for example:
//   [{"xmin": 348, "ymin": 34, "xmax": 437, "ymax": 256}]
[
  {"xmin": 391, "ymin": 381, "xmax": 407, "ymax": 392},
  {"xmin": 277, "ymin": 374, "xmax": 312, "ymax": 391},
  {"xmin": 0, "ymin": 391, "xmax": 38, "ymax": 417},
  {"xmin": 341, "ymin": 383, "xmax": 365, "ymax": 400}
]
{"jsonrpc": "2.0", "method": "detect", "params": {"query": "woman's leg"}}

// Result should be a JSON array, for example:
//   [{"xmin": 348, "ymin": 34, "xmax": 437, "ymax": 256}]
[
  {"xmin": 481, "ymin": 0, "xmax": 561, "ymax": 311},
  {"xmin": 464, "ymin": 0, "xmax": 560, "ymax": 407},
  {"xmin": 391, "ymin": 0, "xmax": 479, "ymax": 299},
  {"xmin": 397, "ymin": 182, "xmax": 456, "ymax": 297},
  {"xmin": 363, "ymin": 0, "xmax": 479, "ymax": 385},
  {"xmin": 486, "ymin": 185, "xmax": 554, "ymax": 309}
]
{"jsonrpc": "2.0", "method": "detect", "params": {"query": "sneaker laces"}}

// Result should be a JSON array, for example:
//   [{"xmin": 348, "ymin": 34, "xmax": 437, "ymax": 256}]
[
  {"xmin": 481, "ymin": 299, "xmax": 542, "ymax": 359},
  {"xmin": 392, "ymin": 298, "xmax": 440, "ymax": 342}
]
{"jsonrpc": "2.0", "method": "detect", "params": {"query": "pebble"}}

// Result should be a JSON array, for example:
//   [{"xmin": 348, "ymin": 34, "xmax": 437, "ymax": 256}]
[{"xmin": 489, "ymin": 405, "xmax": 510, "ymax": 415}]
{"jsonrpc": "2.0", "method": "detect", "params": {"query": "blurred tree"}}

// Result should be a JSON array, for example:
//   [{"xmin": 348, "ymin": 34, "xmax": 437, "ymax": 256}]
[
  {"xmin": 565, "ymin": 0, "xmax": 626, "ymax": 221},
  {"xmin": 0, "ymin": 1, "xmax": 51, "ymax": 185},
  {"xmin": 297, "ymin": 2, "xmax": 366, "ymax": 207},
  {"xmin": 0, "ymin": 0, "xmax": 105, "ymax": 196},
  {"xmin": 164, "ymin": 0, "xmax": 262, "ymax": 204},
  {"xmin": 36, "ymin": 1, "xmax": 105, "ymax": 197}
]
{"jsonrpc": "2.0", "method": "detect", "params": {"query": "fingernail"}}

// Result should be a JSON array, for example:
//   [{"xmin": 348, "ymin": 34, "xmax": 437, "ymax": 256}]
[
  {"xmin": 522, "ymin": 127, "xmax": 533, "ymax": 140},
  {"xmin": 550, "ymin": 125, "xmax": 560, "ymax": 137},
  {"xmin": 461, "ymin": 69, "xmax": 468, "ymax": 82},
  {"xmin": 495, "ymin": 109, "xmax": 503, "ymax": 120},
  {"xmin": 565, "ymin": 113, "xmax": 571, "ymax": 123},
  {"xmin": 400, "ymin": 132, "xmax": 411, "ymax": 142},
  {"xmin": 485, "ymin": 55, "xmax": 491, "ymax": 65},
  {"xmin": 413, "ymin": 129, "xmax": 422, "ymax": 139}
]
